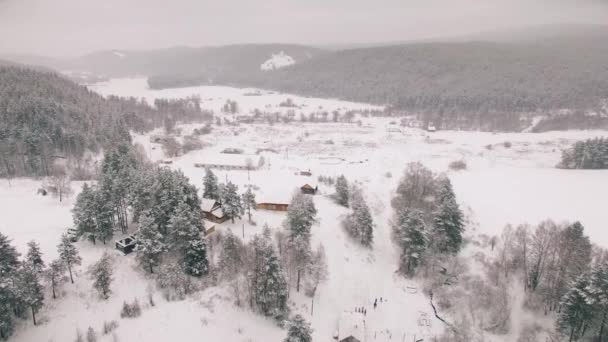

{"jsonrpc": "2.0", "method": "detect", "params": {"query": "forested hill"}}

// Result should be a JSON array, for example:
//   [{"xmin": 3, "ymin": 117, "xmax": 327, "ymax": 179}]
[
  {"xmin": 147, "ymin": 28, "xmax": 608, "ymax": 131},
  {"xmin": 0, "ymin": 66, "xmax": 204, "ymax": 178}
]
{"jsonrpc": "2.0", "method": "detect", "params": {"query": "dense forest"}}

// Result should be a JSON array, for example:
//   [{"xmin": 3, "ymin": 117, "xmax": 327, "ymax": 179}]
[
  {"xmin": 559, "ymin": 137, "xmax": 608, "ymax": 169},
  {"xmin": 0, "ymin": 66, "xmax": 209, "ymax": 178},
  {"xmin": 147, "ymin": 29, "xmax": 608, "ymax": 131}
]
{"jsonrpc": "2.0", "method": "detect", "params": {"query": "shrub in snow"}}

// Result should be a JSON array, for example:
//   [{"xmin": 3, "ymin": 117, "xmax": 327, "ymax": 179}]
[
  {"xmin": 120, "ymin": 299, "xmax": 142, "ymax": 318},
  {"xmin": 503, "ymin": 141, "xmax": 512, "ymax": 148},
  {"xmin": 86, "ymin": 327, "xmax": 97, "ymax": 342},
  {"xmin": 448, "ymin": 160, "xmax": 467, "ymax": 171},
  {"xmin": 102, "ymin": 320, "xmax": 119, "ymax": 335}
]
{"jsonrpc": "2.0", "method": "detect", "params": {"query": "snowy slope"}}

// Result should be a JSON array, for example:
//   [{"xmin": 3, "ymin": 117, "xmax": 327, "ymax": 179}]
[
  {"xmin": 260, "ymin": 51, "xmax": 295, "ymax": 71},
  {"xmin": 4, "ymin": 78, "xmax": 608, "ymax": 341}
]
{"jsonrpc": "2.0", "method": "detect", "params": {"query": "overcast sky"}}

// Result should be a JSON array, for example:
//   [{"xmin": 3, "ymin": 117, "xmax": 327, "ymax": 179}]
[{"xmin": 0, "ymin": 0, "xmax": 607, "ymax": 57}]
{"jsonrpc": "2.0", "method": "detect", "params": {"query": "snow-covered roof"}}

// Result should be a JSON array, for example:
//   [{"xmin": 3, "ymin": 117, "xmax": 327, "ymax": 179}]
[
  {"xmin": 338, "ymin": 312, "xmax": 365, "ymax": 342},
  {"xmin": 201, "ymin": 198, "xmax": 219, "ymax": 212},
  {"xmin": 198, "ymin": 154, "xmax": 261, "ymax": 168}
]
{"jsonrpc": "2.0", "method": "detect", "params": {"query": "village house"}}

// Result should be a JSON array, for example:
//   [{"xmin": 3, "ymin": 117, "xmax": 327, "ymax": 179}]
[
  {"xmin": 300, "ymin": 183, "xmax": 318, "ymax": 195},
  {"xmin": 115, "ymin": 234, "xmax": 138, "ymax": 255},
  {"xmin": 194, "ymin": 153, "xmax": 263, "ymax": 171},
  {"xmin": 337, "ymin": 312, "xmax": 365, "ymax": 342},
  {"xmin": 201, "ymin": 198, "xmax": 228, "ymax": 223}
]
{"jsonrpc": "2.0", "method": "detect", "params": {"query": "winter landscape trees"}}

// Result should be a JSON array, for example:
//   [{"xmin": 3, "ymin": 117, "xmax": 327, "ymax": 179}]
[
  {"xmin": 559, "ymin": 137, "xmax": 608, "ymax": 169},
  {"xmin": 390, "ymin": 162, "xmax": 465, "ymax": 276}
]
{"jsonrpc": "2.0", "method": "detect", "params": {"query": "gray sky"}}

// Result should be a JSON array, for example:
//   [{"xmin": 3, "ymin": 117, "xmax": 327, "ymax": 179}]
[{"xmin": 0, "ymin": 0, "xmax": 607, "ymax": 57}]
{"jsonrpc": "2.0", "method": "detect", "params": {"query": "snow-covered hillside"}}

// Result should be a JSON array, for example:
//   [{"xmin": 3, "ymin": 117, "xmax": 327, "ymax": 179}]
[
  {"xmin": 260, "ymin": 51, "xmax": 295, "ymax": 71},
  {"xmin": 3, "ymin": 78, "xmax": 608, "ymax": 342}
]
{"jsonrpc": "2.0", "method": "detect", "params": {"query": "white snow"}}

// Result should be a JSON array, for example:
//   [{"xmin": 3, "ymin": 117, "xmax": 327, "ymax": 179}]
[
  {"xmin": 112, "ymin": 51, "xmax": 126, "ymax": 58},
  {"xmin": 3, "ymin": 77, "xmax": 608, "ymax": 342},
  {"xmin": 260, "ymin": 51, "xmax": 295, "ymax": 71}
]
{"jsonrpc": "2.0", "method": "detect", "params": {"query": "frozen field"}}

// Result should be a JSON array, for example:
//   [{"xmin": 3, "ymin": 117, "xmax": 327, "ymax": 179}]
[{"xmin": 2, "ymin": 78, "xmax": 608, "ymax": 341}]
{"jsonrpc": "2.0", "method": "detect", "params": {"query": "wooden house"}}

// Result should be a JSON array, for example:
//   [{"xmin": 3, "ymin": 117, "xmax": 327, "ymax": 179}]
[
  {"xmin": 201, "ymin": 198, "xmax": 228, "ymax": 223},
  {"xmin": 257, "ymin": 202, "xmax": 289, "ymax": 211},
  {"xmin": 337, "ymin": 312, "xmax": 364, "ymax": 342},
  {"xmin": 301, "ymin": 183, "xmax": 318, "ymax": 195}
]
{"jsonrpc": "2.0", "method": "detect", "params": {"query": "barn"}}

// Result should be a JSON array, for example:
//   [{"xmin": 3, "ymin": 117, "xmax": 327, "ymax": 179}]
[
  {"xmin": 201, "ymin": 198, "xmax": 228, "ymax": 223},
  {"xmin": 257, "ymin": 202, "xmax": 289, "ymax": 211}
]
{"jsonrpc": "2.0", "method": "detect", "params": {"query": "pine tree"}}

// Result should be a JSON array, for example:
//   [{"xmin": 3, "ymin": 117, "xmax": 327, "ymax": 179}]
[
  {"xmin": 93, "ymin": 189, "xmax": 115, "ymax": 244},
  {"xmin": 343, "ymin": 188, "xmax": 373, "ymax": 247},
  {"xmin": 284, "ymin": 314, "xmax": 313, "ymax": 342},
  {"xmin": 57, "ymin": 233, "xmax": 82, "ymax": 284},
  {"xmin": 285, "ymin": 193, "xmax": 317, "ymax": 292},
  {"xmin": 431, "ymin": 177, "xmax": 464, "ymax": 254},
  {"xmin": 168, "ymin": 200, "xmax": 202, "ymax": 251},
  {"xmin": 0, "ymin": 233, "xmax": 20, "ymax": 339},
  {"xmin": 72, "ymin": 183, "xmax": 97, "ymax": 243},
  {"xmin": 249, "ymin": 231, "xmax": 289, "ymax": 321},
  {"xmin": 584, "ymin": 265, "xmax": 608, "ymax": 341},
  {"xmin": 183, "ymin": 237, "xmax": 209, "ymax": 277},
  {"xmin": 136, "ymin": 212, "xmax": 166, "ymax": 274},
  {"xmin": 334, "ymin": 175, "xmax": 350, "ymax": 207},
  {"xmin": 46, "ymin": 259, "xmax": 66, "ymax": 299},
  {"xmin": 203, "ymin": 168, "xmax": 220, "ymax": 200},
  {"xmin": 19, "ymin": 265, "xmax": 44, "ymax": 325},
  {"xmin": 242, "ymin": 187, "xmax": 257, "ymax": 223},
  {"xmin": 306, "ymin": 244, "xmax": 328, "ymax": 315},
  {"xmin": 558, "ymin": 274, "xmax": 594, "ymax": 342},
  {"xmin": 392, "ymin": 208, "xmax": 428, "ymax": 276},
  {"xmin": 25, "ymin": 240, "xmax": 44, "ymax": 273},
  {"xmin": 88, "ymin": 252, "xmax": 113, "ymax": 299},
  {"xmin": 221, "ymin": 181, "xmax": 243, "ymax": 223}
]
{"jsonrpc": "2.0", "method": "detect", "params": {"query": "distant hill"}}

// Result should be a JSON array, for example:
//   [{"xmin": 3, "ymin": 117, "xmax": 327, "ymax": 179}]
[
  {"xmin": 146, "ymin": 25, "xmax": 608, "ymax": 131},
  {"xmin": 0, "ymin": 65, "xmax": 161, "ymax": 177}
]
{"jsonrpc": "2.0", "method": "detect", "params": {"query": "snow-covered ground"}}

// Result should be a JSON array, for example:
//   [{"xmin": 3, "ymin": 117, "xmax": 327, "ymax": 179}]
[
  {"xmin": 260, "ymin": 51, "xmax": 295, "ymax": 71},
  {"xmin": 3, "ymin": 78, "xmax": 608, "ymax": 341}
]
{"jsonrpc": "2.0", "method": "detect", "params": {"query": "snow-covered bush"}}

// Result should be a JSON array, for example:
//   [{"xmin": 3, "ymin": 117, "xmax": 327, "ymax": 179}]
[
  {"xmin": 102, "ymin": 320, "xmax": 119, "ymax": 335},
  {"xmin": 448, "ymin": 160, "xmax": 467, "ymax": 171},
  {"xmin": 120, "ymin": 299, "xmax": 142, "ymax": 318}
]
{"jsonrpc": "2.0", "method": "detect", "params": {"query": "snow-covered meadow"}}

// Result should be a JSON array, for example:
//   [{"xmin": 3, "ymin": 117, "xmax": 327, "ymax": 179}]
[{"xmin": 2, "ymin": 77, "xmax": 608, "ymax": 341}]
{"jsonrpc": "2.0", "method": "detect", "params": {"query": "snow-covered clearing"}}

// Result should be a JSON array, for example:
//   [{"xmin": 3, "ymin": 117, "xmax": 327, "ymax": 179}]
[
  {"xmin": 260, "ymin": 51, "xmax": 295, "ymax": 71},
  {"xmin": 3, "ymin": 78, "xmax": 608, "ymax": 341}
]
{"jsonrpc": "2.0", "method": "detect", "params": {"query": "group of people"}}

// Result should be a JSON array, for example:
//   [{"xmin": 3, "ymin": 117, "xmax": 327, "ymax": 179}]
[
  {"xmin": 354, "ymin": 296, "xmax": 386, "ymax": 316},
  {"xmin": 373, "ymin": 296, "xmax": 385, "ymax": 309}
]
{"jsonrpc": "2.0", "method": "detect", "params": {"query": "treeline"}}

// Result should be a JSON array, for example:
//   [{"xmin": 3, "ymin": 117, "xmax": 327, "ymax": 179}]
[
  {"xmin": 0, "ymin": 66, "xmax": 211, "ymax": 178},
  {"xmin": 148, "ymin": 33, "xmax": 608, "ymax": 131},
  {"xmin": 559, "ymin": 137, "xmax": 608, "ymax": 169},
  {"xmin": 390, "ymin": 162, "xmax": 465, "ymax": 276}
]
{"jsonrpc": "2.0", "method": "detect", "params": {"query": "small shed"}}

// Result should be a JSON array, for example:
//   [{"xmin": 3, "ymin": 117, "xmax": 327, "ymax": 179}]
[
  {"xmin": 202, "ymin": 198, "xmax": 228, "ymax": 223},
  {"xmin": 301, "ymin": 183, "xmax": 318, "ymax": 195},
  {"xmin": 116, "ymin": 234, "xmax": 138, "ymax": 255}
]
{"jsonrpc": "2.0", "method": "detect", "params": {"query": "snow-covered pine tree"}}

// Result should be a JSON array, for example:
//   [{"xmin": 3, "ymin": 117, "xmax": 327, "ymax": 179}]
[
  {"xmin": 88, "ymin": 252, "xmax": 113, "ymax": 299},
  {"xmin": 221, "ymin": 181, "xmax": 243, "ymax": 223},
  {"xmin": 242, "ymin": 187, "xmax": 257, "ymax": 223},
  {"xmin": 285, "ymin": 192, "xmax": 317, "ymax": 291},
  {"xmin": 334, "ymin": 175, "xmax": 350, "ymax": 207},
  {"xmin": 136, "ymin": 212, "xmax": 167, "ymax": 273},
  {"xmin": 57, "ymin": 233, "xmax": 82, "ymax": 284},
  {"xmin": 183, "ymin": 237, "xmax": 209, "ymax": 277},
  {"xmin": 0, "ymin": 233, "xmax": 20, "ymax": 339},
  {"xmin": 46, "ymin": 259, "xmax": 66, "ymax": 299},
  {"xmin": 431, "ymin": 177, "xmax": 464, "ymax": 254},
  {"xmin": 391, "ymin": 208, "xmax": 428, "ymax": 276},
  {"xmin": 25, "ymin": 241, "xmax": 45, "ymax": 273},
  {"xmin": 203, "ymin": 168, "xmax": 220, "ymax": 200},
  {"xmin": 344, "ymin": 187, "xmax": 374, "ymax": 247},
  {"xmin": 168, "ymin": 200, "xmax": 203, "ymax": 251},
  {"xmin": 249, "ymin": 230, "xmax": 289, "ymax": 321},
  {"xmin": 72, "ymin": 183, "xmax": 98, "ymax": 243},
  {"xmin": 557, "ymin": 274, "xmax": 594, "ymax": 342},
  {"xmin": 284, "ymin": 314, "xmax": 313, "ymax": 342},
  {"xmin": 584, "ymin": 265, "xmax": 608, "ymax": 341},
  {"xmin": 19, "ymin": 265, "xmax": 44, "ymax": 325},
  {"xmin": 93, "ymin": 188, "xmax": 115, "ymax": 244}
]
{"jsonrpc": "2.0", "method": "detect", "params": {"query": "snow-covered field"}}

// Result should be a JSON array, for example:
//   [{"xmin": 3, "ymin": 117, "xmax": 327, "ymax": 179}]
[{"xmin": 3, "ymin": 78, "xmax": 608, "ymax": 341}]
